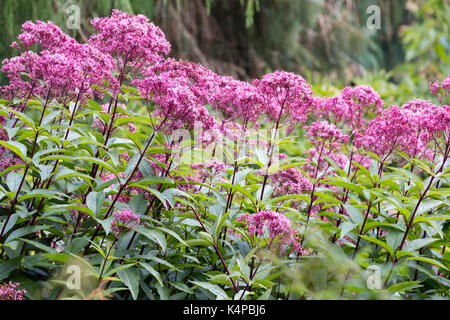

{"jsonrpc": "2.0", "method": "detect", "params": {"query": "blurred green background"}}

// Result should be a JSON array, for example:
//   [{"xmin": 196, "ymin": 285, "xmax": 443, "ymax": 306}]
[{"xmin": 1, "ymin": 0, "xmax": 449, "ymax": 105}]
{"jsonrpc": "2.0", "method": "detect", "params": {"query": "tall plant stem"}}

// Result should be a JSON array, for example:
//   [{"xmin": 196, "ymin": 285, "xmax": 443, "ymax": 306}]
[
  {"xmin": 352, "ymin": 161, "xmax": 385, "ymax": 259},
  {"xmin": 190, "ymin": 206, "xmax": 239, "ymax": 293},
  {"xmin": 0, "ymin": 93, "xmax": 51, "ymax": 243},
  {"xmin": 301, "ymin": 142, "xmax": 326, "ymax": 245},
  {"xmin": 82, "ymin": 124, "xmax": 164, "ymax": 255},
  {"xmin": 396, "ymin": 141, "xmax": 449, "ymax": 257},
  {"xmin": 239, "ymin": 239, "xmax": 273, "ymax": 300},
  {"xmin": 86, "ymin": 56, "xmax": 129, "ymax": 195}
]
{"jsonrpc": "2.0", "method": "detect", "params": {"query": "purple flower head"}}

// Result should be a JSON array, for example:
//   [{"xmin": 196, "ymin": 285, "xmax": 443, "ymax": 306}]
[
  {"xmin": 443, "ymin": 75, "xmax": 450, "ymax": 91},
  {"xmin": 1, "ymin": 51, "xmax": 45, "ymax": 99},
  {"xmin": 89, "ymin": 10, "xmax": 171, "ymax": 71},
  {"xmin": 402, "ymin": 99, "xmax": 448, "ymax": 134},
  {"xmin": 13, "ymin": 20, "xmax": 75, "ymax": 51},
  {"xmin": 316, "ymin": 85, "xmax": 383, "ymax": 131},
  {"xmin": 111, "ymin": 209, "xmax": 140, "ymax": 237},
  {"xmin": 428, "ymin": 75, "xmax": 450, "ymax": 104},
  {"xmin": 341, "ymin": 85, "xmax": 384, "ymax": 111},
  {"xmin": 354, "ymin": 105, "xmax": 420, "ymax": 159},
  {"xmin": 0, "ymin": 282, "xmax": 26, "ymax": 300},
  {"xmin": 144, "ymin": 58, "xmax": 218, "ymax": 105},
  {"xmin": 190, "ymin": 159, "xmax": 229, "ymax": 182},
  {"xmin": 272, "ymin": 167, "xmax": 313, "ymax": 197},
  {"xmin": 254, "ymin": 71, "xmax": 313, "ymax": 125},
  {"xmin": 2, "ymin": 49, "xmax": 86, "ymax": 100},
  {"xmin": 53, "ymin": 42, "xmax": 118, "ymax": 96},
  {"xmin": 38, "ymin": 50, "xmax": 84, "ymax": 98},
  {"xmin": 134, "ymin": 71, "xmax": 216, "ymax": 132},
  {"xmin": 313, "ymin": 96, "xmax": 350, "ymax": 125},
  {"xmin": 211, "ymin": 76, "xmax": 264, "ymax": 125},
  {"xmin": 306, "ymin": 121, "xmax": 349, "ymax": 147},
  {"xmin": 238, "ymin": 211, "xmax": 303, "ymax": 254},
  {"xmin": 429, "ymin": 80, "xmax": 441, "ymax": 95}
]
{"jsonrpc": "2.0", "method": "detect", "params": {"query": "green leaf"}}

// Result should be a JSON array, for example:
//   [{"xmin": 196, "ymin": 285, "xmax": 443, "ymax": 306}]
[
  {"xmin": 138, "ymin": 159, "xmax": 153, "ymax": 177},
  {"xmin": 359, "ymin": 235, "xmax": 393, "ymax": 257},
  {"xmin": 118, "ymin": 267, "xmax": 140, "ymax": 300},
  {"xmin": 344, "ymin": 204, "xmax": 364, "ymax": 225},
  {"xmin": 98, "ymin": 217, "xmax": 113, "ymax": 235},
  {"xmin": 0, "ymin": 214, "xmax": 18, "ymax": 237},
  {"xmin": 86, "ymin": 191, "xmax": 105, "ymax": 217},
  {"xmin": 6, "ymin": 172, "xmax": 22, "ymax": 192},
  {"xmin": 19, "ymin": 238, "xmax": 58, "ymax": 254},
  {"xmin": 5, "ymin": 225, "xmax": 49, "ymax": 244},
  {"xmin": 416, "ymin": 200, "xmax": 444, "ymax": 215},
  {"xmin": 254, "ymin": 147, "xmax": 269, "ymax": 168},
  {"xmin": 7, "ymin": 109, "xmax": 36, "ymax": 130},
  {"xmin": 104, "ymin": 263, "xmax": 136, "ymax": 278},
  {"xmin": 322, "ymin": 177, "xmax": 365, "ymax": 197},
  {"xmin": 213, "ymin": 209, "xmax": 231, "ymax": 243},
  {"xmin": 135, "ymin": 186, "xmax": 169, "ymax": 209},
  {"xmin": 190, "ymin": 281, "xmax": 228, "ymax": 300},
  {"xmin": 42, "ymin": 110, "xmax": 61, "ymax": 126},
  {"xmin": 404, "ymin": 256, "xmax": 448, "ymax": 271},
  {"xmin": 156, "ymin": 227, "xmax": 188, "ymax": 247},
  {"xmin": 258, "ymin": 288, "xmax": 272, "ymax": 300},
  {"xmin": 136, "ymin": 227, "xmax": 167, "ymax": 252},
  {"xmin": 41, "ymin": 155, "xmax": 119, "ymax": 176},
  {"xmin": 42, "ymin": 253, "xmax": 72, "ymax": 264},
  {"xmin": 124, "ymin": 153, "xmax": 140, "ymax": 180},
  {"xmin": 129, "ymin": 193, "xmax": 147, "ymax": 215},
  {"xmin": 389, "ymin": 167, "xmax": 423, "ymax": 191},
  {"xmin": 169, "ymin": 282, "xmax": 194, "ymax": 294},
  {"xmin": 138, "ymin": 254, "xmax": 179, "ymax": 271},
  {"xmin": 256, "ymin": 185, "xmax": 274, "ymax": 202},
  {"xmin": 0, "ymin": 140, "xmax": 28, "ymax": 162},
  {"xmin": 162, "ymin": 188, "xmax": 192, "ymax": 208},
  {"xmin": 140, "ymin": 262, "xmax": 163, "ymax": 287},
  {"xmin": 340, "ymin": 221, "xmax": 357, "ymax": 239},
  {"xmin": 404, "ymin": 238, "xmax": 438, "ymax": 252},
  {"xmin": 0, "ymin": 257, "xmax": 21, "ymax": 280},
  {"xmin": 37, "ymin": 164, "xmax": 53, "ymax": 181},
  {"xmin": 387, "ymin": 281, "xmax": 423, "ymax": 293},
  {"xmin": 130, "ymin": 176, "xmax": 173, "ymax": 187},
  {"xmin": 18, "ymin": 189, "xmax": 65, "ymax": 202}
]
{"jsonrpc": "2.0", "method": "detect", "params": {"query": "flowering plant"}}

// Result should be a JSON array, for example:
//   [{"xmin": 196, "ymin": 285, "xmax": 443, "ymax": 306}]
[{"xmin": 0, "ymin": 11, "xmax": 448, "ymax": 300}]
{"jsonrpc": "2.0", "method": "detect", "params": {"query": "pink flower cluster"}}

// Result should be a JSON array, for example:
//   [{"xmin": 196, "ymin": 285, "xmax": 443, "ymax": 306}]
[
  {"xmin": 0, "ymin": 282, "xmax": 26, "ymax": 300},
  {"xmin": 429, "ymin": 75, "xmax": 450, "ymax": 94},
  {"xmin": 314, "ymin": 85, "xmax": 383, "ymax": 132},
  {"xmin": 190, "ymin": 159, "xmax": 228, "ymax": 181},
  {"xmin": 145, "ymin": 58, "xmax": 218, "ymax": 104},
  {"xmin": 306, "ymin": 121, "xmax": 349, "ymax": 148},
  {"xmin": 238, "ymin": 211, "xmax": 302, "ymax": 253},
  {"xmin": 355, "ymin": 105, "xmax": 416, "ymax": 159},
  {"xmin": 254, "ymin": 71, "xmax": 314, "ymax": 124},
  {"xmin": 272, "ymin": 168, "xmax": 313, "ymax": 197},
  {"xmin": 89, "ymin": 9, "xmax": 171, "ymax": 71},
  {"xmin": 12, "ymin": 20, "xmax": 74, "ymax": 51},
  {"xmin": 2, "ymin": 20, "xmax": 116, "ymax": 100},
  {"xmin": 211, "ymin": 77, "xmax": 263, "ymax": 126},
  {"xmin": 355, "ymin": 99, "xmax": 449, "ymax": 160},
  {"xmin": 134, "ymin": 65, "xmax": 217, "ymax": 131},
  {"xmin": 111, "ymin": 208, "xmax": 141, "ymax": 237}
]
